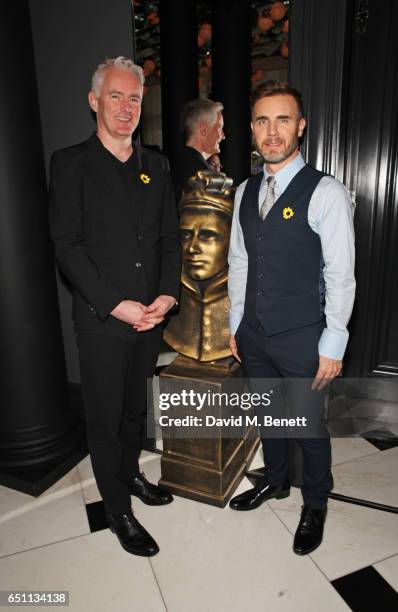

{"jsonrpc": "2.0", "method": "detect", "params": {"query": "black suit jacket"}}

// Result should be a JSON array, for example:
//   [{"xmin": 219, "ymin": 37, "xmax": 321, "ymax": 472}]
[
  {"xmin": 49, "ymin": 133, "xmax": 181, "ymax": 338},
  {"xmin": 172, "ymin": 146, "xmax": 210, "ymax": 204}
]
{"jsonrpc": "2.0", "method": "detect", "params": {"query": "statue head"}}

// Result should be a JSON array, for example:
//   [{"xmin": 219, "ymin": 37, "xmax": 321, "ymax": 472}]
[
  {"xmin": 179, "ymin": 171, "xmax": 234, "ymax": 284},
  {"xmin": 164, "ymin": 170, "xmax": 234, "ymax": 361}
]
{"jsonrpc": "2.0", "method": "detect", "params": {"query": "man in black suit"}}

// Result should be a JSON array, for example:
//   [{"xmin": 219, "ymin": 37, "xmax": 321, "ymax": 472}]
[
  {"xmin": 49, "ymin": 57, "xmax": 181, "ymax": 557},
  {"xmin": 172, "ymin": 98, "xmax": 225, "ymax": 204}
]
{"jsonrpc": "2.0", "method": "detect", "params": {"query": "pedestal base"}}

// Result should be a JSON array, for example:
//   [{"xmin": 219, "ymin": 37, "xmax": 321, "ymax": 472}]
[
  {"xmin": 159, "ymin": 356, "xmax": 259, "ymax": 507},
  {"xmin": 0, "ymin": 438, "xmax": 88, "ymax": 496},
  {"xmin": 0, "ymin": 384, "xmax": 88, "ymax": 496}
]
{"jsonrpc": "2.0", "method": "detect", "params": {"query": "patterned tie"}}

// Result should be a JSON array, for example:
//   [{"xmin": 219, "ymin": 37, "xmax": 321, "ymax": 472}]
[{"xmin": 259, "ymin": 176, "xmax": 276, "ymax": 220}]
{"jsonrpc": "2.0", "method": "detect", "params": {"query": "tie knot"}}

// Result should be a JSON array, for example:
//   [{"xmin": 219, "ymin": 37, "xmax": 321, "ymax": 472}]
[{"xmin": 267, "ymin": 175, "xmax": 276, "ymax": 187}]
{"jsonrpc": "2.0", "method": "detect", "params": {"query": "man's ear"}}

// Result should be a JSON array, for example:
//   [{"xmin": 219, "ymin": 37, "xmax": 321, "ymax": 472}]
[
  {"xmin": 88, "ymin": 91, "xmax": 98, "ymax": 113},
  {"xmin": 298, "ymin": 117, "xmax": 306, "ymax": 137},
  {"xmin": 199, "ymin": 121, "xmax": 208, "ymax": 136}
]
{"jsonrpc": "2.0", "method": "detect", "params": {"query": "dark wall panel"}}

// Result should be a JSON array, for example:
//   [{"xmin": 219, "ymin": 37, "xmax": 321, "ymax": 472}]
[
  {"xmin": 290, "ymin": 0, "xmax": 398, "ymax": 379},
  {"xmin": 289, "ymin": 0, "xmax": 349, "ymax": 180},
  {"xmin": 29, "ymin": 0, "xmax": 135, "ymax": 382},
  {"xmin": 342, "ymin": 0, "xmax": 398, "ymax": 377}
]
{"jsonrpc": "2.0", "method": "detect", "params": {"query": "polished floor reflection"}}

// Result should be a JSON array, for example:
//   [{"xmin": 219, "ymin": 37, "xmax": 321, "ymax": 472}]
[{"xmin": 0, "ymin": 439, "xmax": 397, "ymax": 612}]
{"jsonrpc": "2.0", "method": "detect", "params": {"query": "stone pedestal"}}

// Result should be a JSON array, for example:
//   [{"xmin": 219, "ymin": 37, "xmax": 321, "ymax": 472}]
[{"xmin": 159, "ymin": 356, "xmax": 259, "ymax": 507}]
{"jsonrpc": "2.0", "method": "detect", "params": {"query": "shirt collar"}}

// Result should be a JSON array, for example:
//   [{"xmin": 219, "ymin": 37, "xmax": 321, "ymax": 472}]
[{"xmin": 263, "ymin": 152, "xmax": 305, "ymax": 193}]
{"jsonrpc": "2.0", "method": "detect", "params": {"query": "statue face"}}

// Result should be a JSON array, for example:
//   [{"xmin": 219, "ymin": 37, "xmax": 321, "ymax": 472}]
[{"xmin": 179, "ymin": 210, "xmax": 230, "ymax": 281}]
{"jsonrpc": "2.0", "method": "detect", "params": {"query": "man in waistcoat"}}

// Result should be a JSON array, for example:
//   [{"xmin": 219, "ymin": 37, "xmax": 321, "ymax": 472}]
[{"xmin": 227, "ymin": 81, "xmax": 355, "ymax": 555}]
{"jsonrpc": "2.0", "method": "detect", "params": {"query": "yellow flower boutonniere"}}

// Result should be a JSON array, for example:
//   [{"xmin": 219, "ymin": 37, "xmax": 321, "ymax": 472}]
[
  {"xmin": 283, "ymin": 206, "xmax": 295, "ymax": 220},
  {"xmin": 140, "ymin": 173, "xmax": 151, "ymax": 184}
]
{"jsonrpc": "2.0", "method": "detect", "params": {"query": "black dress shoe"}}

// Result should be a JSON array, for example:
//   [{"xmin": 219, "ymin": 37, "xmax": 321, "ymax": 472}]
[
  {"xmin": 293, "ymin": 505, "xmax": 327, "ymax": 555},
  {"xmin": 129, "ymin": 472, "xmax": 173, "ymax": 506},
  {"xmin": 229, "ymin": 478, "xmax": 290, "ymax": 511},
  {"xmin": 107, "ymin": 511, "xmax": 159, "ymax": 556}
]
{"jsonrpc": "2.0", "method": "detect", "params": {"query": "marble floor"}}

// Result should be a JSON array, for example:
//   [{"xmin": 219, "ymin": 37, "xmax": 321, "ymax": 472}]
[{"xmin": 0, "ymin": 438, "xmax": 397, "ymax": 612}]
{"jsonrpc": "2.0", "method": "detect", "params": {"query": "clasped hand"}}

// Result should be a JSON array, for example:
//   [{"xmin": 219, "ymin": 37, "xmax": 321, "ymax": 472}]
[{"xmin": 111, "ymin": 295, "xmax": 176, "ymax": 332}]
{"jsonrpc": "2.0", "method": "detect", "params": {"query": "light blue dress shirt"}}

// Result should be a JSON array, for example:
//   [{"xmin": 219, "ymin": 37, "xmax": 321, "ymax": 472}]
[{"xmin": 228, "ymin": 152, "xmax": 356, "ymax": 361}]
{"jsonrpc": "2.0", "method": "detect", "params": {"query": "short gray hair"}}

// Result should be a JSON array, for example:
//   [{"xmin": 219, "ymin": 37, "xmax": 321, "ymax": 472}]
[
  {"xmin": 91, "ymin": 56, "xmax": 145, "ymax": 97},
  {"xmin": 181, "ymin": 99, "xmax": 224, "ymax": 140}
]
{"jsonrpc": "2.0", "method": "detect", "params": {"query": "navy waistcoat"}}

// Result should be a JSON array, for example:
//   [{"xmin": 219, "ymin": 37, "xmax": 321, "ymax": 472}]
[{"xmin": 239, "ymin": 164, "xmax": 326, "ymax": 336}]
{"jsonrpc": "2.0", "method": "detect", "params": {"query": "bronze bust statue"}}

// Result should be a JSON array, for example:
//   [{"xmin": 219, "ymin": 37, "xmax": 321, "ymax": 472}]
[{"xmin": 164, "ymin": 170, "xmax": 234, "ymax": 361}]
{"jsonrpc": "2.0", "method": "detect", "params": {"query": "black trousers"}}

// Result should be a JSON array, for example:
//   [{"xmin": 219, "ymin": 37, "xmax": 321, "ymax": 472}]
[
  {"xmin": 236, "ymin": 317, "xmax": 332, "ymax": 509},
  {"xmin": 77, "ymin": 328, "xmax": 161, "ymax": 515}
]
